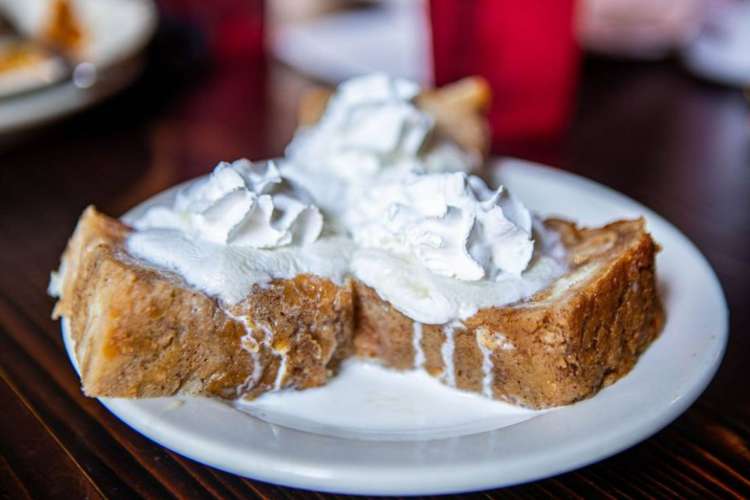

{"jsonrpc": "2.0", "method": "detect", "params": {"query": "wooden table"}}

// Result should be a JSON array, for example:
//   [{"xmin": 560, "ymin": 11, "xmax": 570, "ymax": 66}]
[{"xmin": 1, "ymin": 9, "xmax": 749, "ymax": 499}]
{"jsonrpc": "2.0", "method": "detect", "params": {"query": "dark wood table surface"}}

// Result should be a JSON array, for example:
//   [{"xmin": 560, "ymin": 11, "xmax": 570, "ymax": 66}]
[{"xmin": 2, "ymin": 6, "xmax": 749, "ymax": 499}]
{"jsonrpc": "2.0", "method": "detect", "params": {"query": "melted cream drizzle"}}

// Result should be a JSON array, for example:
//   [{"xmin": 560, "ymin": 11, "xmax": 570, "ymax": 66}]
[
  {"xmin": 273, "ymin": 354, "xmax": 288, "ymax": 391},
  {"xmin": 412, "ymin": 322, "xmax": 425, "ymax": 369},
  {"xmin": 440, "ymin": 321, "xmax": 461, "ymax": 387},
  {"xmin": 223, "ymin": 309, "xmax": 263, "ymax": 396},
  {"xmin": 223, "ymin": 309, "xmax": 289, "ymax": 395},
  {"xmin": 476, "ymin": 332, "xmax": 495, "ymax": 398},
  {"xmin": 257, "ymin": 321, "xmax": 289, "ymax": 391}
]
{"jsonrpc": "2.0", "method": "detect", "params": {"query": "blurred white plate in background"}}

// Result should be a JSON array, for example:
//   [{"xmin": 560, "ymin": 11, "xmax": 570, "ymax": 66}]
[
  {"xmin": 682, "ymin": 1, "xmax": 750, "ymax": 87},
  {"xmin": 270, "ymin": 0, "xmax": 431, "ymax": 84},
  {"xmin": 0, "ymin": 0, "xmax": 156, "ymax": 134}
]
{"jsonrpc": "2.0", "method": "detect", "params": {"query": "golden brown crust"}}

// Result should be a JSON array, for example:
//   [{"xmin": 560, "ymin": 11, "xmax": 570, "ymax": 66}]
[
  {"xmin": 415, "ymin": 77, "xmax": 492, "ymax": 160},
  {"xmin": 353, "ymin": 218, "xmax": 664, "ymax": 408},
  {"xmin": 52, "ymin": 207, "xmax": 354, "ymax": 399}
]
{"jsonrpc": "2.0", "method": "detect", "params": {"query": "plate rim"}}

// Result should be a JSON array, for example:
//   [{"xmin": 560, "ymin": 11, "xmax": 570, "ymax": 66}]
[{"xmin": 61, "ymin": 158, "xmax": 729, "ymax": 495}]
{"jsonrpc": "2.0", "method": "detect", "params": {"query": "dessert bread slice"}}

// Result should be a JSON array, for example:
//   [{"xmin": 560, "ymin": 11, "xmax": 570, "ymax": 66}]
[
  {"xmin": 354, "ymin": 218, "xmax": 664, "ymax": 408},
  {"xmin": 51, "ymin": 206, "xmax": 354, "ymax": 399}
]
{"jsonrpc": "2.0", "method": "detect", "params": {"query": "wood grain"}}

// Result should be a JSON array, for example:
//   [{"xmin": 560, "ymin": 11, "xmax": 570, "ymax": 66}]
[{"xmin": 0, "ymin": 3, "xmax": 748, "ymax": 498}]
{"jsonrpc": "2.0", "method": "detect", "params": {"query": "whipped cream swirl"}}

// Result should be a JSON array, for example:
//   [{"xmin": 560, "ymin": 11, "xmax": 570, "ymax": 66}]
[
  {"xmin": 348, "ymin": 172, "xmax": 534, "ymax": 281},
  {"xmin": 135, "ymin": 159, "xmax": 323, "ymax": 248},
  {"xmin": 285, "ymin": 74, "xmax": 475, "ymax": 184},
  {"xmin": 126, "ymin": 159, "xmax": 350, "ymax": 305}
]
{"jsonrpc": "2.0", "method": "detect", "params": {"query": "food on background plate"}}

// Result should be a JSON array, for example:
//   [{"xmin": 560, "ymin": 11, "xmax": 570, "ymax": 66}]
[
  {"xmin": 0, "ymin": 0, "xmax": 86, "ymax": 95},
  {"xmin": 42, "ymin": 0, "xmax": 86, "ymax": 56}
]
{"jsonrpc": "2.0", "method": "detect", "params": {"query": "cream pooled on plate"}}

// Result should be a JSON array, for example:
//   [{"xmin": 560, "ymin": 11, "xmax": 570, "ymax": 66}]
[{"xmin": 127, "ymin": 159, "xmax": 352, "ymax": 305}]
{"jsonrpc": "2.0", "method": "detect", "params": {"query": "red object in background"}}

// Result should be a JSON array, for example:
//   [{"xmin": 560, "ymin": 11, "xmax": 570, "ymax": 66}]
[
  {"xmin": 154, "ymin": 0, "xmax": 269, "ymax": 175},
  {"xmin": 429, "ymin": 0, "xmax": 580, "ymax": 156},
  {"xmin": 158, "ymin": 0, "xmax": 264, "ymax": 61}
]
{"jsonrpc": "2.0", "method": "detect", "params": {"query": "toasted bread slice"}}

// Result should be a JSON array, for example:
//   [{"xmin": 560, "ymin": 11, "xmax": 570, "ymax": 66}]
[
  {"xmin": 353, "ymin": 218, "xmax": 664, "ymax": 408},
  {"xmin": 52, "ymin": 207, "xmax": 354, "ymax": 399},
  {"xmin": 297, "ymin": 76, "xmax": 492, "ymax": 162}
]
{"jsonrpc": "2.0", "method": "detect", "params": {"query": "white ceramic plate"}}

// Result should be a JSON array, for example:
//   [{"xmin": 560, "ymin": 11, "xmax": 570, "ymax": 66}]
[
  {"xmin": 0, "ymin": 0, "xmax": 156, "ymax": 134},
  {"xmin": 682, "ymin": 1, "xmax": 750, "ymax": 87},
  {"xmin": 61, "ymin": 159, "xmax": 728, "ymax": 495}
]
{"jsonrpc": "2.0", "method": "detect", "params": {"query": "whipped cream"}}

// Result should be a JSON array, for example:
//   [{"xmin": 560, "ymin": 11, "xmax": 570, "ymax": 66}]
[
  {"xmin": 348, "ymin": 172, "xmax": 534, "ymax": 281},
  {"xmin": 127, "ymin": 230, "xmax": 352, "ymax": 305},
  {"xmin": 126, "ymin": 159, "xmax": 351, "ymax": 305},
  {"xmin": 135, "ymin": 159, "xmax": 323, "ymax": 248},
  {"xmin": 351, "ymin": 218, "xmax": 568, "ymax": 324},
  {"xmin": 124, "ymin": 75, "xmax": 567, "ymax": 325},
  {"xmin": 283, "ymin": 74, "xmax": 478, "ymax": 216}
]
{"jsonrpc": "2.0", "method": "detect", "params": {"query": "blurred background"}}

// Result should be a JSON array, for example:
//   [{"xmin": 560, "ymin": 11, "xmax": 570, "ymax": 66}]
[
  {"xmin": 0, "ymin": 0, "xmax": 747, "ymax": 169},
  {"xmin": 0, "ymin": 0, "xmax": 747, "ymax": 170},
  {"xmin": 0, "ymin": 0, "xmax": 747, "ymax": 176},
  {"xmin": 0, "ymin": 0, "xmax": 748, "ymax": 412}
]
